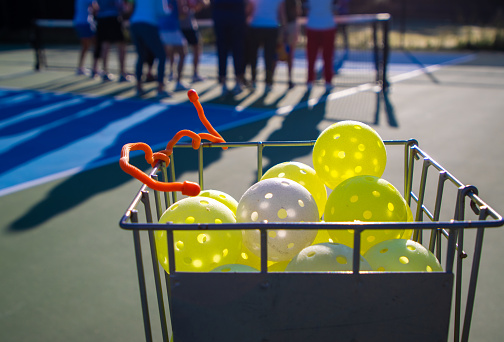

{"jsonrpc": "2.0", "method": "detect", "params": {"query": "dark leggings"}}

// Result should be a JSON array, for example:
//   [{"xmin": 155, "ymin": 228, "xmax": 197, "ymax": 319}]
[
  {"xmin": 246, "ymin": 26, "xmax": 279, "ymax": 85},
  {"xmin": 213, "ymin": 21, "xmax": 246, "ymax": 81},
  {"xmin": 130, "ymin": 22, "xmax": 166, "ymax": 84}
]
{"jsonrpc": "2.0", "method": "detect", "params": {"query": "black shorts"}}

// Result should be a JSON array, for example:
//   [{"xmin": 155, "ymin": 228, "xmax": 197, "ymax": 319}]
[
  {"xmin": 96, "ymin": 16, "xmax": 124, "ymax": 43},
  {"xmin": 181, "ymin": 28, "xmax": 199, "ymax": 45}
]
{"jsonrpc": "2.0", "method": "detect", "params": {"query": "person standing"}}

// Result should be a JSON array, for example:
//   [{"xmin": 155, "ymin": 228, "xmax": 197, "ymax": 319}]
[
  {"xmin": 282, "ymin": 0, "xmax": 301, "ymax": 89},
  {"xmin": 94, "ymin": 0, "xmax": 129, "ymax": 82},
  {"xmin": 73, "ymin": 0, "xmax": 100, "ymax": 76},
  {"xmin": 211, "ymin": 0, "xmax": 249, "ymax": 95},
  {"xmin": 129, "ymin": 0, "xmax": 169, "ymax": 97},
  {"xmin": 305, "ymin": 0, "xmax": 337, "ymax": 91},
  {"xmin": 159, "ymin": 0, "xmax": 190, "ymax": 92},
  {"xmin": 246, "ymin": 0, "xmax": 285, "ymax": 93},
  {"xmin": 179, "ymin": 0, "xmax": 209, "ymax": 83}
]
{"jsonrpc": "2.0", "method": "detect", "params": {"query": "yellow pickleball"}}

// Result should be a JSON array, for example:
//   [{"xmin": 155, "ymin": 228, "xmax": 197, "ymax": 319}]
[
  {"xmin": 285, "ymin": 243, "xmax": 372, "ymax": 272},
  {"xmin": 155, "ymin": 196, "xmax": 241, "ymax": 273},
  {"xmin": 324, "ymin": 175, "xmax": 410, "ymax": 253},
  {"xmin": 261, "ymin": 161, "xmax": 327, "ymax": 218},
  {"xmin": 313, "ymin": 120, "xmax": 387, "ymax": 189},
  {"xmin": 210, "ymin": 264, "xmax": 259, "ymax": 272},
  {"xmin": 364, "ymin": 239, "xmax": 443, "ymax": 272},
  {"xmin": 197, "ymin": 189, "xmax": 238, "ymax": 215}
]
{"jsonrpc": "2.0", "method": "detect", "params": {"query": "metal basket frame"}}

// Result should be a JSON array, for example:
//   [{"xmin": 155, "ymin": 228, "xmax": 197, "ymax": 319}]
[{"xmin": 120, "ymin": 139, "xmax": 503, "ymax": 342}]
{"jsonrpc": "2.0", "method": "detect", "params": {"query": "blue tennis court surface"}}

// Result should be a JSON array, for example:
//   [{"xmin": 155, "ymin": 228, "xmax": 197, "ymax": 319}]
[
  {"xmin": 0, "ymin": 88, "xmax": 269, "ymax": 196},
  {"xmin": 0, "ymin": 50, "xmax": 474, "ymax": 196}
]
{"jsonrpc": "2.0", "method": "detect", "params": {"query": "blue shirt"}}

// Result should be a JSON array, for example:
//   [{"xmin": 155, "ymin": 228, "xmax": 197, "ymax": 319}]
[
  {"xmin": 130, "ymin": 0, "xmax": 167, "ymax": 26},
  {"xmin": 96, "ymin": 0, "xmax": 122, "ymax": 18},
  {"xmin": 73, "ymin": 0, "xmax": 94, "ymax": 25},
  {"xmin": 249, "ymin": 0, "xmax": 284, "ymax": 28},
  {"xmin": 158, "ymin": 0, "xmax": 180, "ymax": 31}
]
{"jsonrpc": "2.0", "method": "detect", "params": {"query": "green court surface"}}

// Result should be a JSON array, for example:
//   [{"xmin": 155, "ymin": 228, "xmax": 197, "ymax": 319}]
[{"xmin": 1, "ymin": 46, "xmax": 504, "ymax": 341}]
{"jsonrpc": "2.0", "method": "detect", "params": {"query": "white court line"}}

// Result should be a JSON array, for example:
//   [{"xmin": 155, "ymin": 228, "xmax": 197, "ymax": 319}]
[
  {"xmin": 0, "ymin": 97, "xmax": 84, "ymax": 130},
  {"xmin": 0, "ymin": 93, "xmax": 35, "ymax": 106},
  {"xmin": 388, "ymin": 54, "xmax": 476, "ymax": 83},
  {"xmin": 259, "ymin": 53, "xmax": 477, "ymax": 121},
  {"xmin": 0, "ymin": 99, "xmax": 114, "ymax": 154},
  {"xmin": 0, "ymin": 103, "xmax": 170, "ymax": 197}
]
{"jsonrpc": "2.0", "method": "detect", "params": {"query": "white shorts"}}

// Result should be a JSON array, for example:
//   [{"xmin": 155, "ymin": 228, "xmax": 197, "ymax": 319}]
[{"xmin": 160, "ymin": 30, "xmax": 187, "ymax": 46}]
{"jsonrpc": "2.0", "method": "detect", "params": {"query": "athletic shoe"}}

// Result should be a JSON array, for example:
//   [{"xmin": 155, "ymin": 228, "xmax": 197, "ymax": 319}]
[
  {"xmin": 102, "ymin": 73, "xmax": 112, "ymax": 82},
  {"xmin": 288, "ymin": 81, "xmax": 295, "ymax": 89},
  {"xmin": 232, "ymin": 83, "xmax": 243, "ymax": 95},
  {"xmin": 145, "ymin": 74, "xmax": 156, "ymax": 83},
  {"xmin": 90, "ymin": 70, "xmax": 98, "ymax": 79},
  {"xmin": 192, "ymin": 74, "xmax": 205, "ymax": 83},
  {"xmin": 118, "ymin": 75, "xmax": 130, "ymax": 83},
  {"xmin": 168, "ymin": 72, "xmax": 174, "ymax": 82},
  {"xmin": 157, "ymin": 90, "xmax": 172, "ymax": 98},
  {"xmin": 325, "ymin": 83, "xmax": 333, "ymax": 92},
  {"xmin": 135, "ymin": 89, "xmax": 146, "ymax": 97},
  {"xmin": 75, "ymin": 68, "xmax": 86, "ymax": 76},
  {"xmin": 174, "ymin": 82, "xmax": 189, "ymax": 92},
  {"xmin": 221, "ymin": 84, "xmax": 229, "ymax": 95},
  {"xmin": 264, "ymin": 84, "xmax": 272, "ymax": 93}
]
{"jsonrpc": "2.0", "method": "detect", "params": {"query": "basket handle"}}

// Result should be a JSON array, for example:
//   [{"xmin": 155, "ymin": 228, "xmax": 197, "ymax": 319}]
[{"xmin": 119, "ymin": 89, "xmax": 227, "ymax": 196}]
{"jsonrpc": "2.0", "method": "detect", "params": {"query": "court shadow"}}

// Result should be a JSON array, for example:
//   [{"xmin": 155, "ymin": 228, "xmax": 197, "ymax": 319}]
[
  {"xmin": 374, "ymin": 89, "xmax": 398, "ymax": 128},
  {"xmin": 7, "ymin": 155, "xmax": 148, "ymax": 232},
  {"xmin": 5, "ymin": 87, "xmax": 326, "ymax": 232},
  {"xmin": 5, "ymin": 89, "xmax": 282, "ymax": 231},
  {"xmin": 260, "ymin": 90, "xmax": 325, "ymax": 174}
]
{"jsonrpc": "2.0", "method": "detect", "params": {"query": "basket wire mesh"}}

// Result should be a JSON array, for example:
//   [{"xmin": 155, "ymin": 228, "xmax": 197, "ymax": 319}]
[{"xmin": 120, "ymin": 140, "xmax": 503, "ymax": 342}]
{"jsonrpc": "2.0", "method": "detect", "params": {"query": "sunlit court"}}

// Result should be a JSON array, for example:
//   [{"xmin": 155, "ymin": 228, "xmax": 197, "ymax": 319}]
[{"xmin": 1, "ymin": 1, "xmax": 504, "ymax": 342}]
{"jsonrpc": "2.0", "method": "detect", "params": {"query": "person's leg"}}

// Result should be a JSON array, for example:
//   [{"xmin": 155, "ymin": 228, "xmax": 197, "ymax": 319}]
[
  {"xmin": 130, "ymin": 23, "xmax": 147, "ymax": 94},
  {"xmin": 286, "ymin": 22, "xmax": 298, "ymax": 88},
  {"xmin": 118, "ymin": 41, "xmax": 127, "ymax": 78},
  {"xmin": 191, "ymin": 42, "xmax": 202, "ymax": 80},
  {"xmin": 263, "ymin": 27, "xmax": 279, "ymax": 87},
  {"xmin": 101, "ymin": 40, "xmax": 111, "ymax": 78},
  {"xmin": 92, "ymin": 34, "xmax": 101, "ymax": 77},
  {"xmin": 322, "ymin": 28, "xmax": 336, "ymax": 85},
  {"xmin": 246, "ymin": 27, "xmax": 260, "ymax": 84},
  {"xmin": 182, "ymin": 28, "xmax": 202, "ymax": 81},
  {"xmin": 145, "ymin": 25, "xmax": 167, "ymax": 93},
  {"xmin": 168, "ymin": 45, "xmax": 175, "ymax": 80},
  {"xmin": 230, "ymin": 21, "xmax": 246, "ymax": 87},
  {"xmin": 306, "ymin": 28, "xmax": 320, "ymax": 85},
  {"xmin": 78, "ymin": 37, "xmax": 91, "ymax": 71},
  {"xmin": 96, "ymin": 18, "xmax": 111, "ymax": 79},
  {"xmin": 213, "ymin": 23, "xmax": 228, "ymax": 84},
  {"xmin": 145, "ymin": 49, "xmax": 155, "ymax": 81},
  {"xmin": 174, "ymin": 44, "xmax": 188, "ymax": 91}
]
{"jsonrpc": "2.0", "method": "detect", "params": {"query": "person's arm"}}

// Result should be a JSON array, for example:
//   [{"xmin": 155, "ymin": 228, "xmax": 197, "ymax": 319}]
[
  {"xmin": 193, "ymin": 0, "xmax": 209, "ymax": 12},
  {"xmin": 245, "ymin": 0, "xmax": 255, "ymax": 25},
  {"xmin": 295, "ymin": 0, "xmax": 302, "ymax": 16},
  {"xmin": 277, "ymin": 1, "xmax": 286, "ymax": 27},
  {"xmin": 178, "ymin": 0, "xmax": 190, "ymax": 18},
  {"xmin": 91, "ymin": 1, "xmax": 100, "ymax": 16}
]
